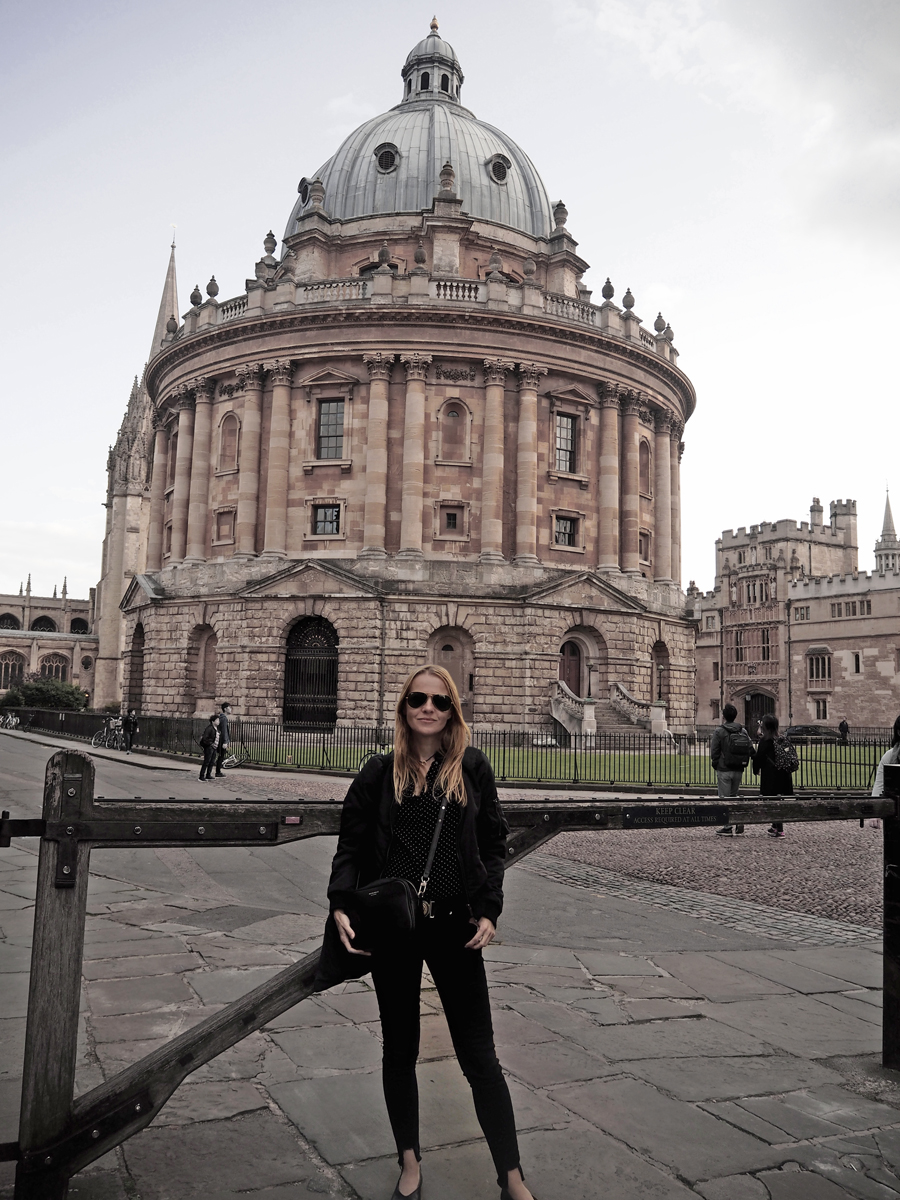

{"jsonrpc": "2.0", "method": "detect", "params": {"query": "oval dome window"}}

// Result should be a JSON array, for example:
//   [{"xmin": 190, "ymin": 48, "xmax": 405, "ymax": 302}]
[
  {"xmin": 374, "ymin": 144, "xmax": 400, "ymax": 174},
  {"xmin": 491, "ymin": 160, "xmax": 508, "ymax": 182}
]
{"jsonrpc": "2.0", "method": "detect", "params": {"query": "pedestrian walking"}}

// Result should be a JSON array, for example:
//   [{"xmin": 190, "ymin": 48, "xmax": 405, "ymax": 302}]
[
  {"xmin": 710, "ymin": 703, "xmax": 753, "ymax": 836},
  {"xmin": 753, "ymin": 713, "xmax": 796, "ymax": 837},
  {"xmin": 316, "ymin": 665, "xmax": 537, "ymax": 1200},
  {"xmin": 198, "ymin": 714, "xmax": 220, "ymax": 782},
  {"xmin": 215, "ymin": 702, "xmax": 232, "ymax": 777},
  {"xmin": 839, "ymin": 718, "xmax": 850, "ymax": 744},
  {"xmin": 122, "ymin": 709, "xmax": 139, "ymax": 755}
]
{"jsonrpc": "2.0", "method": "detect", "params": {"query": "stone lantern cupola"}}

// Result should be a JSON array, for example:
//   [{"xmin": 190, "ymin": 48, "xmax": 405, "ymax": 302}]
[{"xmin": 400, "ymin": 18, "xmax": 464, "ymax": 103}]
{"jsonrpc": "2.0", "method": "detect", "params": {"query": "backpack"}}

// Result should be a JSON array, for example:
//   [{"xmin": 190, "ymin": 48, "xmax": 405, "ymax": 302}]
[
  {"xmin": 773, "ymin": 735, "xmax": 799, "ymax": 773},
  {"xmin": 723, "ymin": 726, "xmax": 753, "ymax": 770}
]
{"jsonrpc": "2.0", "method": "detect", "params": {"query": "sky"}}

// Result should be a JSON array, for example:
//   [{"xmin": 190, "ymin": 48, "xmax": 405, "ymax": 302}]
[{"xmin": 1, "ymin": 0, "xmax": 898, "ymax": 600}]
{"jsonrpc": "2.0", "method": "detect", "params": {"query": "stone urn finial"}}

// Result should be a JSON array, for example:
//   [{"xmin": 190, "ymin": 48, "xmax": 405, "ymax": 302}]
[
  {"xmin": 263, "ymin": 230, "xmax": 277, "ymax": 256},
  {"xmin": 622, "ymin": 287, "xmax": 635, "ymax": 310},
  {"xmin": 431, "ymin": 16, "xmax": 439, "ymax": 32},
  {"xmin": 414, "ymin": 239, "xmax": 427, "ymax": 267},
  {"xmin": 190, "ymin": 283, "xmax": 202, "ymax": 307},
  {"xmin": 378, "ymin": 241, "xmax": 391, "ymax": 265},
  {"xmin": 601, "ymin": 277, "xmax": 615, "ymax": 301},
  {"xmin": 523, "ymin": 257, "xmax": 536, "ymax": 278},
  {"xmin": 487, "ymin": 248, "xmax": 504, "ymax": 280},
  {"xmin": 166, "ymin": 315, "xmax": 178, "ymax": 334},
  {"xmin": 553, "ymin": 200, "xmax": 568, "ymax": 229},
  {"xmin": 439, "ymin": 161, "xmax": 456, "ymax": 196},
  {"xmin": 206, "ymin": 276, "xmax": 219, "ymax": 299},
  {"xmin": 654, "ymin": 312, "xmax": 666, "ymax": 333},
  {"xmin": 663, "ymin": 323, "xmax": 674, "ymax": 341},
  {"xmin": 309, "ymin": 178, "xmax": 325, "ymax": 210}
]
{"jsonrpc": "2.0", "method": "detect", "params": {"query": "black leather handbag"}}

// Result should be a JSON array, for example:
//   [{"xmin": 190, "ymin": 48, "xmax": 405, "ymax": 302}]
[{"xmin": 349, "ymin": 792, "xmax": 450, "ymax": 947}]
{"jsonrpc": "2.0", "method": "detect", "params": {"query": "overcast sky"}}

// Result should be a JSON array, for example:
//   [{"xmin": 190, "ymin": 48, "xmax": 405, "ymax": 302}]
[{"xmin": 1, "ymin": 0, "xmax": 897, "ymax": 600}]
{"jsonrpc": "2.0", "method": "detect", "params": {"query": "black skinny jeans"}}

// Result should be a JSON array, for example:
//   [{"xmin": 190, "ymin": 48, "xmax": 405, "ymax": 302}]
[{"xmin": 370, "ymin": 906, "xmax": 521, "ymax": 1187}]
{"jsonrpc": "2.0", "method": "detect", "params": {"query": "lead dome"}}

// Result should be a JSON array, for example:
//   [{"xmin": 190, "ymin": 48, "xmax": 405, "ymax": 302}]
[{"xmin": 286, "ymin": 22, "xmax": 555, "ymax": 239}]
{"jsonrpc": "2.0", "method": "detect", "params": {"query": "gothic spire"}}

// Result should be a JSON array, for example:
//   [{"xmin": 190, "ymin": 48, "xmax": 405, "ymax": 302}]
[
  {"xmin": 882, "ymin": 490, "xmax": 896, "ymax": 540},
  {"xmin": 150, "ymin": 241, "xmax": 179, "ymax": 359}
]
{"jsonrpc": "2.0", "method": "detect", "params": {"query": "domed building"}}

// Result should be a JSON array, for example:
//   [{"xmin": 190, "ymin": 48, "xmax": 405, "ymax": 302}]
[{"xmin": 95, "ymin": 21, "xmax": 697, "ymax": 734}]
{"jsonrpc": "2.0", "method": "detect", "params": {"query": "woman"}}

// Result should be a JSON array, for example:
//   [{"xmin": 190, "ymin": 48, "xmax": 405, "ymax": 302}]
[
  {"xmin": 198, "ymin": 713, "xmax": 219, "ymax": 781},
  {"xmin": 753, "ymin": 713, "xmax": 792, "ymax": 837},
  {"xmin": 322, "ymin": 666, "xmax": 536, "ymax": 1200},
  {"xmin": 872, "ymin": 715, "xmax": 900, "ymax": 798}
]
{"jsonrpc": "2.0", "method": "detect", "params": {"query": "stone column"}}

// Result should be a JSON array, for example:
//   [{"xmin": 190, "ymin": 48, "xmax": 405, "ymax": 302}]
[
  {"xmin": 597, "ymin": 383, "xmax": 620, "ymax": 571},
  {"xmin": 620, "ymin": 391, "xmax": 640, "ymax": 573},
  {"xmin": 146, "ymin": 411, "xmax": 169, "ymax": 572},
  {"xmin": 169, "ymin": 390, "xmax": 196, "ymax": 564},
  {"xmin": 397, "ymin": 353, "xmax": 431, "ymax": 559},
  {"xmin": 234, "ymin": 363, "xmax": 264, "ymax": 558},
  {"xmin": 360, "ymin": 353, "xmax": 393, "ymax": 558},
  {"xmin": 480, "ymin": 358, "xmax": 514, "ymax": 563},
  {"xmin": 653, "ymin": 409, "xmax": 673, "ymax": 582},
  {"xmin": 262, "ymin": 359, "xmax": 293, "ymax": 557},
  {"xmin": 514, "ymin": 363, "xmax": 547, "ymax": 565},
  {"xmin": 671, "ymin": 422, "xmax": 684, "ymax": 586},
  {"xmin": 184, "ymin": 377, "xmax": 215, "ymax": 563}
]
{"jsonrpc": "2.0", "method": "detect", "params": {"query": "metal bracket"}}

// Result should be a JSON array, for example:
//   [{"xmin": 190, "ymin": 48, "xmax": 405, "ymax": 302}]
[
  {"xmin": 18, "ymin": 1090, "xmax": 153, "ymax": 1176},
  {"xmin": 0, "ymin": 812, "xmax": 45, "ymax": 848}
]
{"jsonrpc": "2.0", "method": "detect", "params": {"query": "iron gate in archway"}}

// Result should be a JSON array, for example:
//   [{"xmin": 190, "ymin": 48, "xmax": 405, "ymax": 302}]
[{"xmin": 283, "ymin": 617, "xmax": 338, "ymax": 728}]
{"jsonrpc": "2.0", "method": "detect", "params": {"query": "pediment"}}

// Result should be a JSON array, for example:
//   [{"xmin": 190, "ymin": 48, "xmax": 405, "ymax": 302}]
[
  {"xmin": 526, "ymin": 571, "xmax": 645, "ymax": 612},
  {"xmin": 297, "ymin": 367, "xmax": 361, "ymax": 397},
  {"xmin": 120, "ymin": 573, "xmax": 165, "ymax": 612},
  {"xmin": 545, "ymin": 384, "xmax": 597, "ymax": 409},
  {"xmin": 242, "ymin": 559, "xmax": 378, "ymax": 599}
]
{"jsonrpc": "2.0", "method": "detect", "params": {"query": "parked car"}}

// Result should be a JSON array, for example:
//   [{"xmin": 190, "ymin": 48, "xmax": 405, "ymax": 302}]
[{"xmin": 785, "ymin": 725, "xmax": 842, "ymax": 745}]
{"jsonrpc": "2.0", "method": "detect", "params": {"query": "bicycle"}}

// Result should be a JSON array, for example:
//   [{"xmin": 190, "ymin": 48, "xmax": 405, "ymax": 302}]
[
  {"xmin": 219, "ymin": 742, "xmax": 249, "ymax": 769},
  {"xmin": 91, "ymin": 720, "xmax": 125, "ymax": 751}
]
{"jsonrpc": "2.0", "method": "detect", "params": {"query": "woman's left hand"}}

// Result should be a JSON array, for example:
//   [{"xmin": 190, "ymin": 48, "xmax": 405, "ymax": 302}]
[{"xmin": 465, "ymin": 916, "xmax": 496, "ymax": 950}]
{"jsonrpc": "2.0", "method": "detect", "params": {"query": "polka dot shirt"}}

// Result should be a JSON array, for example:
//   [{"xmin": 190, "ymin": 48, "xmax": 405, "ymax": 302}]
[{"xmin": 385, "ymin": 758, "xmax": 463, "ymax": 900}]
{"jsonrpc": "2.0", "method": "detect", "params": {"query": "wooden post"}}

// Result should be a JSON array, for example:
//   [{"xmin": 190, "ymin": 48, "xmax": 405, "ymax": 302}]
[
  {"xmin": 884, "ymin": 811, "xmax": 900, "ymax": 1068},
  {"xmin": 15, "ymin": 751, "xmax": 94, "ymax": 1200}
]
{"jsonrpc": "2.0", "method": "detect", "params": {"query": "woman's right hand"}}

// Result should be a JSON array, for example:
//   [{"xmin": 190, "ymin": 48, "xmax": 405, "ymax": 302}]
[{"xmin": 333, "ymin": 909, "xmax": 371, "ymax": 956}]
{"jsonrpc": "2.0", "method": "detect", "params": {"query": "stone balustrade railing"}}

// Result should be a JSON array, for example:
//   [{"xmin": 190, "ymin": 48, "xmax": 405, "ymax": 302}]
[
  {"xmin": 609, "ymin": 681, "xmax": 653, "ymax": 727},
  {"xmin": 169, "ymin": 274, "xmax": 677, "ymax": 364}
]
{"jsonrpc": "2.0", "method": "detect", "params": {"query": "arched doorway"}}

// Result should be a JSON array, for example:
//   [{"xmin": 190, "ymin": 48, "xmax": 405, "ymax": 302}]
[
  {"xmin": 427, "ymin": 627, "xmax": 474, "ymax": 714},
  {"xmin": 743, "ymin": 691, "xmax": 775, "ymax": 735},
  {"xmin": 126, "ymin": 624, "xmax": 145, "ymax": 711},
  {"xmin": 651, "ymin": 641, "xmax": 670, "ymax": 704},
  {"xmin": 284, "ymin": 617, "xmax": 338, "ymax": 727},
  {"xmin": 559, "ymin": 641, "xmax": 582, "ymax": 696}
]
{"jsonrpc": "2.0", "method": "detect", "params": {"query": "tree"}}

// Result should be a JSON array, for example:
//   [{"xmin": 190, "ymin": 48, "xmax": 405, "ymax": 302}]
[{"xmin": 5, "ymin": 674, "xmax": 88, "ymax": 711}]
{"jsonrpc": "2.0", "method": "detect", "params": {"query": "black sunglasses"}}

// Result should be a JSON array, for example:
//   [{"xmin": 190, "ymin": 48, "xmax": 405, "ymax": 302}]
[{"xmin": 406, "ymin": 691, "xmax": 453, "ymax": 712}]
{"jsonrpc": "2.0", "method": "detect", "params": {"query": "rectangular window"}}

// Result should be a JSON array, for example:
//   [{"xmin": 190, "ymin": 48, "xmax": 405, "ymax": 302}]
[
  {"xmin": 164, "ymin": 523, "xmax": 172, "ymax": 555},
  {"xmin": 816, "ymin": 698, "xmax": 828, "ymax": 720},
  {"xmin": 313, "ymin": 504, "xmax": 340, "ymax": 536},
  {"xmin": 735, "ymin": 630, "xmax": 744, "ymax": 663},
  {"xmin": 847, "ymin": 600, "xmax": 857, "ymax": 617},
  {"xmin": 761, "ymin": 628, "xmax": 770, "ymax": 661},
  {"xmin": 215, "ymin": 511, "xmax": 234, "ymax": 542},
  {"xmin": 808, "ymin": 655, "xmax": 832, "ymax": 682},
  {"xmin": 854, "ymin": 652, "xmax": 861, "ymax": 674},
  {"xmin": 710, "ymin": 700, "xmax": 720, "ymax": 719},
  {"xmin": 445, "ymin": 511, "xmax": 458, "ymax": 530},
  {"xmin": 863, "ymin": 599, "xmax": 872, "ymax": 615},
  {"xmin": 795, "ymin": 606, "xmax": 810, "ymax": 621},
  {"xmin": 639, "ymin": 532, "xmax": 650, "ymax": 561},
  {"xmin": 712, "ymin": 661, "xmax": 719, "ymax": 681},
  {"xmin": 705, "ymin": 616, "xmax": 716, "ymax": 630},
  {"xmin": 317, "ymin": 399, "xmax": 345, "ymax": 459},
  {"xmin": 554, "ymin": 516, "xmax": 577, "ymax": 546},
  {"xmin": 555, "ymin": 414, "xmax": 577, "ymax": 473}
]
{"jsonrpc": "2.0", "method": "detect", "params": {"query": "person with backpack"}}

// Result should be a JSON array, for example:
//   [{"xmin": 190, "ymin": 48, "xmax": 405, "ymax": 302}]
[
  {"xmin": 198, "ymin": 714, "xmax": 220, "ymax": 782},
  {"xmin": 710, "ymin": 703, "xmax": 753, "ymax": 836},
  {"xmin": 872, "ymin": 715, "xmax": 900, "ymax": 798},
  {"xmin": 753, "ymin": 713, "xmax": 798, "ymax": 838}
]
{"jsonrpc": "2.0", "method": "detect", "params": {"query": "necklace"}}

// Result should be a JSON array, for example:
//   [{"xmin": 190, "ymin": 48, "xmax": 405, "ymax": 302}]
[{"xmin": 417, "ymin": 753, "xmax": 436, "ymax": 767}]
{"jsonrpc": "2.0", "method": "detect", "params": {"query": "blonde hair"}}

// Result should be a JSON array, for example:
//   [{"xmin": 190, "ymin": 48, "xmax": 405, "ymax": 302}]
[{"xmin": 393, "ymin": 665, "xmax": 470, "ymax": 805}]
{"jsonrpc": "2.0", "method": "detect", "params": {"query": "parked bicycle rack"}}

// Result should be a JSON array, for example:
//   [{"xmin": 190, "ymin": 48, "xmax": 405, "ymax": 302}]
[{"xmin": 1, "ymin": 748, "xmax": 898, "ymax": 1199}]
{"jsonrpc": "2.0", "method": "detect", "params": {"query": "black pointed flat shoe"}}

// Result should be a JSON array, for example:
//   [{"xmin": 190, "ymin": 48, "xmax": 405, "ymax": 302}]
[{"xmin": 391, "ymin": 1168, "xmax": 422, "ymax": 1200}]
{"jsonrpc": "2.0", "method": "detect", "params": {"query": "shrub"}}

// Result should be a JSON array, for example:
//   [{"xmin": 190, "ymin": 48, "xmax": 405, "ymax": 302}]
[
  {"xmin": 0, "ymin": 685, "xmax": 24, "ymax": 709},
  {"xmin": 14, "ymin": 676, "xmax": 87, "ymax": 711}
]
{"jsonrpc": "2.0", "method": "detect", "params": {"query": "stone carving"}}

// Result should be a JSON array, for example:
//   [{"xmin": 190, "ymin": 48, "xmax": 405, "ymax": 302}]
[
  {"xmin": 266, "ymin": 359, "xmax": 294, "ymax": 386},
  {"xmin": 598, "ymin": 380, "xmax": 623, "ymax": 408},
  {"xmin": 436, "ymin": 363, "xmax": 477, "ymax": 382},
  {"xmin": 400, "ymin": 353, "xmax": 432, "ymax": 381},
  {"xmin": 193, "ymin": 376, "xmax": 216, "ymax": 401},
  {"xmin": 482, "ymin": 359, "xmax": 514, "ymax": 386},
  {"xmin": 517, "ymin": 362, "xmax": 547, "ymax": 389},
  {"xmin": 654, "ymin": 409, "xmax": 673, "ymax": 434},
  {"xmin": 235, "ymin": 362, "xmax": 264, "ymax": 390},
  {"xmin": 363, "ymin": 352, "xmax": 394, "ymax": 380}
]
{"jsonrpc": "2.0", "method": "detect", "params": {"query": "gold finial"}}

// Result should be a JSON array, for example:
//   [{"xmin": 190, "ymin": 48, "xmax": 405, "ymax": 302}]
[{"xmin": 430, "ymin": 16, "xmax": 439, "ymax": 32}]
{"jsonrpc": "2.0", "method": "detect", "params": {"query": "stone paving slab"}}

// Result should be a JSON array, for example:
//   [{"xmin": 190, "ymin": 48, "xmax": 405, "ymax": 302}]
[
  {"xmin": 620, "ymin": 1054, "xmax": 843, "ymax": 1101},
  {"xmin": 711, "ymin": 949, "xmax": 872, "ymax": 994},
  {"xmin": 84, "ymin": 972, "xmax": 196, "ymax": 1016},
  {"xmin": 652, "ymin": 951, "xmax": 796, "ymax": 1002},
  {"xmin": 770, "ymin": 945, "xmax": 884, "ymax": 989},
  {"xmin": 701, "ymin": 993, "xmax": 882, "ymax": 1058}
]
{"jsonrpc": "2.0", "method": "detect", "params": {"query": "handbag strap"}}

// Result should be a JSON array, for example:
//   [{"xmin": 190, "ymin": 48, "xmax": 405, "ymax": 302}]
[{"xmin": 417, "ymin": 793, "xmax": 451, "ymax": 899}]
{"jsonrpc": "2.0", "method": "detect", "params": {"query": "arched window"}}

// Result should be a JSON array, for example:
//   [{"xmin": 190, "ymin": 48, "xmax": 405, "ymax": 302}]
[
  {"xmin": 427, "ymin": 627, "xmax": 475, "ymax": 712},
  {"xmin": 30, "ymin": 616, "xmax": 57, "ymax": 632},
  {"xmin": 419, "ymin": 71, "xmax": 430, "ymax": 90},
  {"xmin": 167, "ymin": 431, "xmax": 178, "ymax": 487},
  {"xmin": 639, "ymin": 440, "xmax": 651, "ymax": 495},
  {"xmin": 218, "ymin": 413, "xmax": 239, "ymax": 472},
  {"xmin": 0, "ymin": 613, "xmax": 20, "ymax": 630},
  {"xmin": 438, "ymin": 401, "xmax": 469, "ymax": 461},
  {"xmin": 127, "ymin": 624, "xmax": 145, "ymax": 711},
  {"xmin": 40, "ymin": 653, "xmax": 68, "ymax": 682},
  {"xmin": 70, "ymin": 618, "xmax": 89, "ymax": 634},
  {"xmin": 284, "ymin": 617, "xmax": 338, "ymax": 727},
  {"xmin": 406, "ymin": 77, "xmax": 412, "ymax": 95},
  {"xmin": 440, "ymin": 73, "xmax": 450, "ymax": 92},
  {"xmin": 0, "ymin": 651, "xmax": 25, "ymax": 690},
  {"xmin": 651, "ymin": 641, "xmax": 670, "ymax": 704}
]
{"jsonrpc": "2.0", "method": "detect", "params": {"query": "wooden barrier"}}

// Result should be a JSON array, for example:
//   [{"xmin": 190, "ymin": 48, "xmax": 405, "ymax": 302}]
[{"xmin": 0, "ymin": 749, "xmax": 896, "ymax": 1198}]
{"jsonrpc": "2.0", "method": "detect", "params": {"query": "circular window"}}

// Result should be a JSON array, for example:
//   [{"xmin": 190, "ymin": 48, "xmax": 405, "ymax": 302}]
[
  {"xmin": 81, "ymin": 657, "xmax": 93, "ymax": 671},
  {"xmin": 374, "ymin": 144, "xmax": 399, "ymax": 174},
  {"xmin": 298, "ymin": 179, "xmax": 310, "ymax": 205},
  {"xmin": 491, "ymin": 160, "xmax": 508, "ymax": 182}
]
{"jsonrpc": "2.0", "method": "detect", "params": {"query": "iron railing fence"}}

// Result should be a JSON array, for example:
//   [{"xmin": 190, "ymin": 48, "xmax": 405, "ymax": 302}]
[{"xmin": 4, "ymin": 709, "xmax": 893, "ymax": 791}]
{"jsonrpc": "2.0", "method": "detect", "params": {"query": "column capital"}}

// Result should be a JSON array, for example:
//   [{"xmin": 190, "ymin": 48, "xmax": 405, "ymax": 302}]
[
  {"xmin": 670, "ymin": 419, "xmax": 684, "ymax": 441},
  {"xmin": 151, "ymin": 407, "xmax": 168, "ymax": 431},
  {"xmin": 620, "ymin": 389, "xmax": 640, "ymax": 414},
  {"xmin": 654, "ymin": 408, "xmax": 674, "ymax": 434},
  {"xmin": 265, "ymin": 358, "xmax": 294, "ymax": 386},
  {"xmin": 598, "ymin": 380, "xmax": 623, "ymax": 408},
  {"xmin": 400, "ymin": 352, "xmax": 432, "ymax": 381},
  {"xmin": 192, "ymin": 375, "xmax": 216, "ymax": 402},
  {"xmin": 236, "ymin": 362, "xmax": 265, "ymax": 390},
  {"xmin": 483, "ymin": 358, "xmax": 515, "ymax": 386},
  {"xmin": 363, "ymin": 352, "xmax": 395, "ymax": 381},
  {"xmin": 517, "ymin": 362, "xmax": 547, "ymax": 390},
  {"xmin": 172, "ymin": 385, "xmax": 195, "ymax": 413},
  {"xmin": 678, "ymin": 441, "xmax": 686, "ymax": 463}
]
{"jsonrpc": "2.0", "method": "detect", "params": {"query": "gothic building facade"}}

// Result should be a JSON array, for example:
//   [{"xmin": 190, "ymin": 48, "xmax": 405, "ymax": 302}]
[
  {"xmin": 96, "ymin": 22, "xmax": 698, "ymax": 733},
  {"xmin": 0, "ymin": 578, "xmax": 97, "ymax": 702},
  {"xmin": 692, "ymin": 495, "xmax": 900, "ymax": 730}
]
